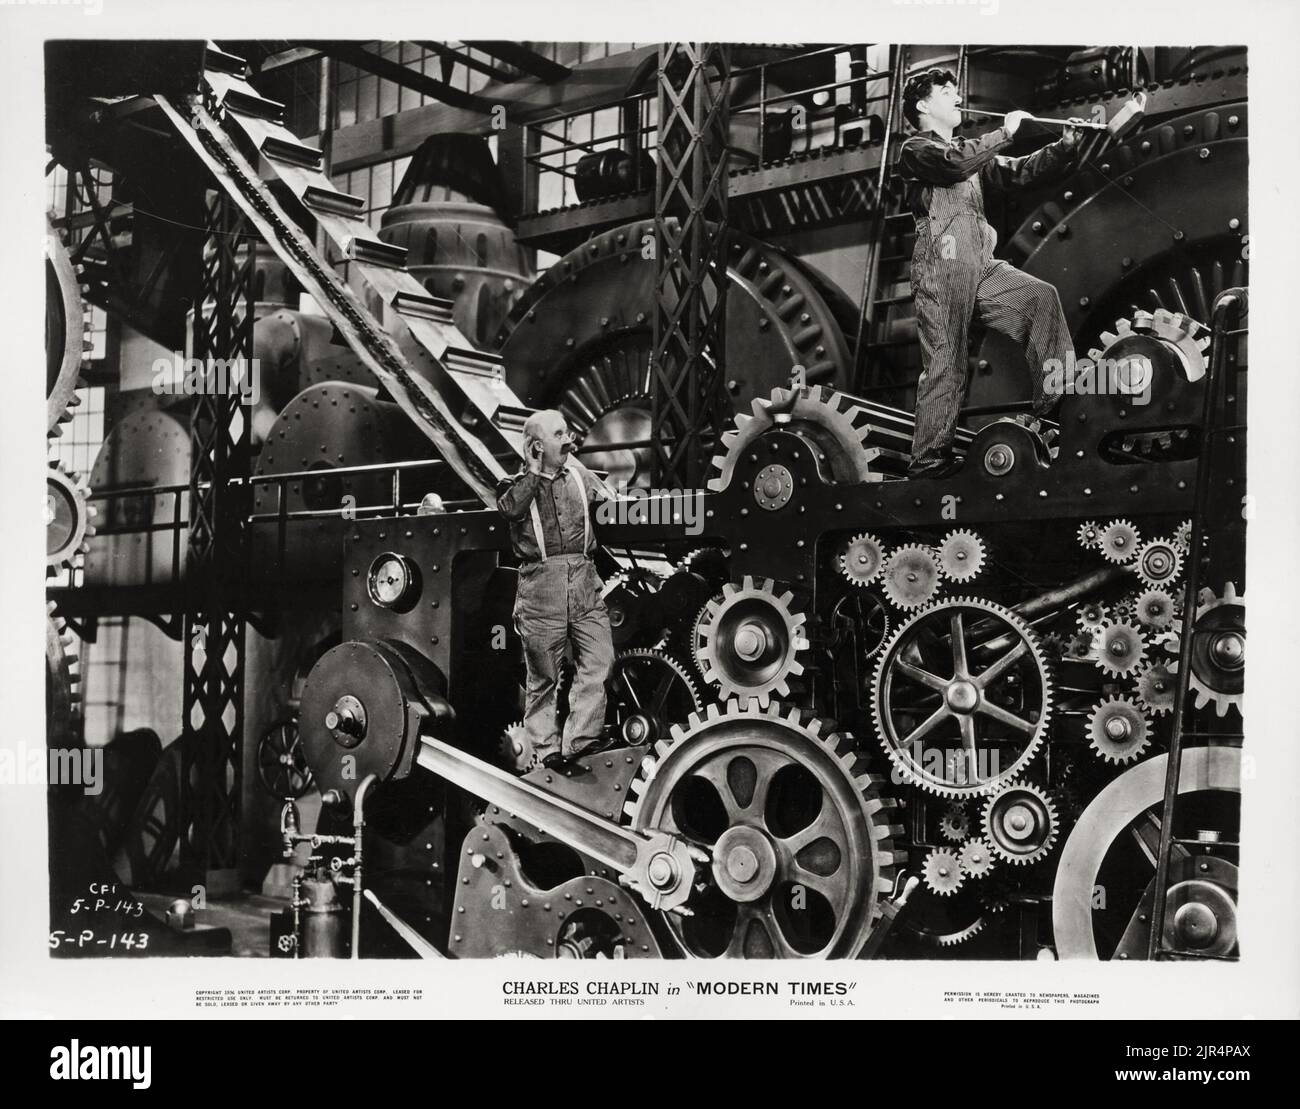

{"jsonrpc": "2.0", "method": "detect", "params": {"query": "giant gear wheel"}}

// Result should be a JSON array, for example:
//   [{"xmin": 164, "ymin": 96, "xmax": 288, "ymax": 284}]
[
  {"xmin": 708, "ymin": 384, "xmax": 886, "ymax": 493},
  {"xmin": 625, "ymin": 700, "xmax": 902, "ymax": 958},
  {"xmin": 46, "ymin": 216, "xmax": 89, "ymax": 435}
]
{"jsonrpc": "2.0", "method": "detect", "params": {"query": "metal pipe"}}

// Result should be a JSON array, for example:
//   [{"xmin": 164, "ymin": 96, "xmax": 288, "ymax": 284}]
[
  {"xmin": 968, "ymin": 565, "xmax": 1130, "ymax": 655},
  {"xmin": 350, "ymin": 773, "xmax": 378, "ymax": 960},
  {"xmin": 1013, "ymin": 565, "xmax": 1130, "ymax": 622},
  {"xmin": 961, "ymin": 106, "xmax": 1108, "ymax": 131}
]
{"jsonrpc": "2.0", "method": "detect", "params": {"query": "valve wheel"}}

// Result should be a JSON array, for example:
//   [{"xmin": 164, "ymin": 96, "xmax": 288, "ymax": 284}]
[{"xmin": 257, "ymin": 717, "xmax": 314, "ymax": 799}]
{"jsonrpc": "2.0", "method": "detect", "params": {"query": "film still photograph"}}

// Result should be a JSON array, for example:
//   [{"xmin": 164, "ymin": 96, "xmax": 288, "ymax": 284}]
[{"xmin": 41, "ymin": 39, "xmax": 1249, "ymax": 967}]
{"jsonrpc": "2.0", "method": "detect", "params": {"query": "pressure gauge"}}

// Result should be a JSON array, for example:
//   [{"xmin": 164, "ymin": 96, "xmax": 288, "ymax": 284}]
[{"xmin": 366, "ymin": 552, "xmax": 420, "ymax": 610}]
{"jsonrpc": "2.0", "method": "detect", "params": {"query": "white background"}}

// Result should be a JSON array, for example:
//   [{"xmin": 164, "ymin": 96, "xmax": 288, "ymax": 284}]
[{"xmin": 1, "ymin": 0, "xmax": 1297, "ymax": 1019}]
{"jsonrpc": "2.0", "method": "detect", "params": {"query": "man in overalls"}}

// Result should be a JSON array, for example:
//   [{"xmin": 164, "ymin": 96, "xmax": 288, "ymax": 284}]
[
  {"xmin": 898, "ymin": 68, "xmax": 1085, "ymax": 478},
  {"xmin": 497, "ymin": 409, "xmax": 618, "ymax": 770}
]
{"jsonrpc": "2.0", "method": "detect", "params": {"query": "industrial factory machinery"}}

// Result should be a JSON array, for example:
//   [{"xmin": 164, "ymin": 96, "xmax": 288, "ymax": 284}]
[{"xmin": 44, "ymin": 42, "xmax": 1247, "ymax": 960}]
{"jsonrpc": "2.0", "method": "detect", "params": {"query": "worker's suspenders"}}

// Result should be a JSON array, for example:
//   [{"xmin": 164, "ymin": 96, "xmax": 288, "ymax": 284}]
[{"xmin": 527, "ymin": 466, "xmax": 590, "ymax": 561}]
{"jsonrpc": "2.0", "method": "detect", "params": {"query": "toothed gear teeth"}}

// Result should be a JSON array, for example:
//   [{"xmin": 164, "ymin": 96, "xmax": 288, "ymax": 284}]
[
  {"xmin": 47, "ymin": 216, "xmax": 89, "ymax": 434},
  {"xmin": 959, "ymin": 838, "xmax": 995, "ymax": 878},
  {"xmin": 694, "ymin": 577, "xmax": 809, "ymax": 707},
  {"xmin": 1076, "ymin": 601, "xmax": 1109, "ymax": 632},
  {"xmin": 881, "ymin": 544, "xmax": 943, "ymax": 610},
  {"xmin": 1099, "ymin": 519, "xmax": 1141, "ymax": 562},
  {"xmin": 608, "ymin": 647, "xmax": 703, "ymax": 747},
  {"xmin": 1133, "ymin": 537, "xmax": 1184, "ymax": 589},
  {"xmin": 46, "ymin": 606, "xmax": 82, "ymax": 743},
  {"xmin": 1134, "ymin": 588, "xmax": 1176, "ymax": 629},
  {"xmin": 923, "ymin": 848, "xmax": 965, "ymax": 896},
  {"xmin": 1173, "ymin": 519, "xmax": 1193, "ymax": 552},
  {"xmin": 838, "ymin": 532, "xmax": 885, "ymax": 586},
  {"xmin": 1182, "ymin": 582, "xmax": 1245, "ymax": 718},
  {"xmin": 497, "ymin": 721, "xmax": 534, "ymax": 774},
  {"xmin": 872, "ymin": 597, "xmax": 1052, "ymax": 798},
  {"xmin": 1076, "ymin": 520, "xmax": 1102, "ymax": 549},
  {"xmin": 1094, "ymin": 621, "xmax": 1146, "ymax": 676},
  {"xmin": 625, "ymin": 699, "xmax": 899, "ymax": 955},
  {"xmin": 707, "ymin": 384, "xmax": 885, "ymax": 493},
  {"xmin": 981, "ymin": 782, "xmax": 1059, "ymax": 866},
  {"xmin": 939, "ymin": 802, "xmax": 970, "ymax": 842},
  {"xmin": 1135, "ymin": 662, "xmax": 1177, "ymax": 715},
  {"xmin": 1066, "ymin": 631, "xmax": 1098, "ymax": 661},
  {"xmin": 937, "ymin": 529, "xmax": 986, "ymax": 582},
  {"xmin": 1087, "ymin": 695, "xmax": 1152, "ymax": 765},
  {"xmin": 46, "ymin": 461, "xmax": 94, "ymax": 570}
]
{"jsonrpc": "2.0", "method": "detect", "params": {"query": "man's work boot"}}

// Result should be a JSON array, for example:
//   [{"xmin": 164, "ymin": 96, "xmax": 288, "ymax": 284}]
[
  {"xmin": 567, "ymin": 731, "xmax": 619, "ymax": 760},
  {"xmin": 907, "ymin": 453, "xmax": 963, "ymax": 480}
]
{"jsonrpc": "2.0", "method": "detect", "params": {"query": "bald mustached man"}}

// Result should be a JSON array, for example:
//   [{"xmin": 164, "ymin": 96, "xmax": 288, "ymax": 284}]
[
  {"xmin": 497, "ymin": 410, "xmax": 618, "ymax": 771},
  {"xmin": 899, "ymin": 68, "xmax": 1085, "ymax": 479}
]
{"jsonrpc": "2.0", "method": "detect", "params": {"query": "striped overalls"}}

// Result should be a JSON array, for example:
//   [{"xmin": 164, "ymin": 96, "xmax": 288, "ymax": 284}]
[
  {"xmin": 900, "ymin": 127, "xmax": 1076, "ymax": 468},
  {"xmin": 496, "ymin": 461, "xmax": 615, "ymax": 761}
]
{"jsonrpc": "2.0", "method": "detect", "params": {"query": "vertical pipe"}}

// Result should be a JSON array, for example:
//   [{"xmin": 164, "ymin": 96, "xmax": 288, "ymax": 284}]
[{"xmin": 350, "ymin": 773, "xmax": 378, "ymax": 959}]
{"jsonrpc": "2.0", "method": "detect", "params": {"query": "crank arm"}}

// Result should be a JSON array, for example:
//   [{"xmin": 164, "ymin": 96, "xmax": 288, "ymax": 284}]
[
  {"xmin": 416, "ymin": 736, "xmax": 705, "ymax": 913},
  {"xmin": 858, "ymin": 874, "xmax": 920, "ymax": 959}
]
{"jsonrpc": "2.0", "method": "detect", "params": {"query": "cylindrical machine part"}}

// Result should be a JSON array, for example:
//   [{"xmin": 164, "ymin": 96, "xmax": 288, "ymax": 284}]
[
  {"xmin": 299, "ymin": 874, "xmax": 348, "ymax": 958},
  {"xmin": 379, "ymin": 200, "xmax": 533, "ymax": 350}
]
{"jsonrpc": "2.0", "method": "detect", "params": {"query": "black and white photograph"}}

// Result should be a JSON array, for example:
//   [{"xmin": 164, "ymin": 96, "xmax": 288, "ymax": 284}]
[{"xmin": 4, "ymin": 0, "xmax": 1298, "ymax": 1038}]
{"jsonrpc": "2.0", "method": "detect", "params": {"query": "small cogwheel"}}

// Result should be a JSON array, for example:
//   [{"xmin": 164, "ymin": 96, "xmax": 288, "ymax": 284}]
[
  {"xmin": 1134, "ymin": 589, "xmax": 1176, "ymax": 630},
  {"xmin": 881, "ymin": 544, "xmax": 942, "ymax": 610},
  {"xmin": 982, "ymin": 782, "xmax": 1059, "ymax": 867},
  {"xmin": 497, "ymin": 721, "xmax": 534, "ymax": 774},
  {"xmin": 46, "ymin": 462, "xmax": 97, "ymax": 570},
  {"xmin": 695, "ymin": 577, "xmax": 809, "ymax": 705},
  {"xmin": 1135, "ymin": 663, "xmax": 1176, "ymax": 715},
  {"xmin": 923, "ymin": 848, "xmax": 965, "ymax": 896},
  {"xmin": 939, "ymin": 803, "xmax": 970, "ymax": 843},
  {"xmin": 1040, "ymin": 632, "xmax": 1068, "ymax": 662},
  {"xmin": 1173, "ymin": 519, "xmax": 1193, "ymax": 552},
  {"xmin": 1087, "ymin": 695, "xmax": 1152, "ymax": 765},
  {"xmin": 1109, "ymin": 594, "xmax": 1139, "ymax": 625},
  {"xmin": 936, "ymin": 529, "xmax": 986, "ymax": 582},
  {"xmin": 1076, "ymin": 601, "xmax": 1109, "ymax": 632},
  {"xmin": 1076, "ymin": 520, "xmax": 1102, "ymax": 549},
  {"xmin": 1099, "ymin": 519, "xmax": 1141, "ymax": 563},
  {"xmin": 959, "ymin": 838, "xmax": 996, "ymax": 879},
  {"xmin": 1095, "ymin": 621, "xmax": 1146, "ymax": 676},
  {"xmin": 1066, "ymin": 631, "xmax": 1097, "ymax": 662},
  {"xmin": 1133, "ymin": 538, "xmax": 1184, "ymax": 589},
  {"xmin": 838, "ymin": 532, "xmax": 886, "ymax": 587}
]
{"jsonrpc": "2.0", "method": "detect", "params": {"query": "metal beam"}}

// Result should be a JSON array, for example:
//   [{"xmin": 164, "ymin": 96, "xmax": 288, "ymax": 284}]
[
  {"xmin": 305, "ymin": 41, "xmax": 519, "ymax": 121},
  {"xmin": 413, "ymin": 41, "xmax": 515, "ymax": 85},
  {"xmin": 180, "ymin": 190, "xmax": 251, "ymax": 886},
  {"xmin": 461, "ymin": 41, "xmax": 571, "ymax": 83},
  {"xmin": 650, "ymin": 43, "xmax": 731, "ymax": 487}
]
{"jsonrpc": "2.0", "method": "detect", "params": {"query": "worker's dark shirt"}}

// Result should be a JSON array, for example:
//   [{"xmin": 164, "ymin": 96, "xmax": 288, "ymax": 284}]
[
  {"xmin": 898, "ymin": 127, "xmax": 1078, "ymax": 219},
  {"xmin": 495, "ymin": 462, "xmax": 611, "ymax": 563}
]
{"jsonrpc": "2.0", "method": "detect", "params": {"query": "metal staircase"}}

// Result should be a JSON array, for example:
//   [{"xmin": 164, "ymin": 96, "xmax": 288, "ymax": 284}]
[{"xmin": 157, "ymin": 42, "xmax": 534, "ymax": 507}]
